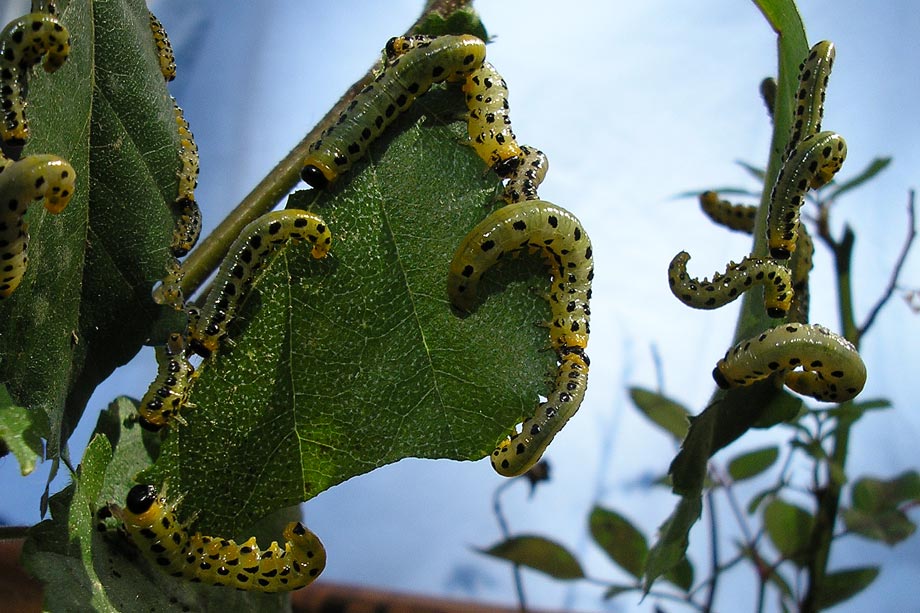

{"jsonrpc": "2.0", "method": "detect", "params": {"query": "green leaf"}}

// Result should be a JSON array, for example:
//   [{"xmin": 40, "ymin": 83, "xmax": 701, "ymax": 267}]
[
  {"xmin": 602, "ymin": 585, "xmax": 636, "ymax": 600},
  {"xmin": 851, "ymin": 470, "xmax": 920, "ymax": 512},
  {"xmin": 727, "ymin": 446, "xmax": 779, "ymax": 482},
  {"xmin": 23, "ymin": 398, "xmax": 294, "ymax": 610},
  {"xmin": 589, "ymin": 506, "xmax": 648, "ymax": 579},
  {"xmin": 816, "ymin": 567, "xmax": 880, "ymax": 609},
  {"xmin": 0, "ymin": 0, "xmax": 182, "ymax": 457},
  {"xmin": 763, "ymin": 498, "xmax": 813, "ymax": 566},
  {"xmin": 843, "ymin": 471, "xmax": 920, "ymax": 544},
  {"xmin": 628, "ymin": 387, "xmax": 691, "ymax": 441},
  {"xmin": 0, "ymin": 385, "xmax": 46, "ymax": 475},
  {"xmin": 643, "ymin": 497, "xmax": 701, "ymax": 591},
  {"xmin": 752, "ymin": 389, "xmax": 804, "ymax": 428},
  {"xmin": 826, "ymin": 157, "xmax": 892, "ymax": 202},
  {"xmin": 479, "ymin": 535, "xmax": 585, "ymax": 580},
  {"xmin": 149, "ymin": 87, "xmax": 556, "ymax": 532},
  {"xmin": 664, "ymin": 555, "xmax": 694, "ymax": 592}
]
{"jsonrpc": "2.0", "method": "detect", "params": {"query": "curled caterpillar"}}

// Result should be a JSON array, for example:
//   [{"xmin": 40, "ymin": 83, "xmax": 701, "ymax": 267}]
[
  {"xmin": 30, "ymin": 2, "xmax": 58, "ymax": 15},
  {"xmin": 447, "ymin": 200, "xmax": 593, "ymax": 476},
  {"xmin": 785, "ymin": 41, "xmax": 835, "ymax": 160},
  {"xmin": 462, "ymin": 60, "xmax": 523, "ymax": 177},
  {"xmin": 138, "ymin": 333, "xmax": 195, "ymax": 430},
  {"xmin": 189, "ymin": 209, "xmax": 332, "ymax": 358},
  {"xmin": 698, "ymin": 191, "xmax": 756, "ymax": 234},
  {"xmin": 301, "ymin": 34, "xmax": 487, "ymax": 189},
  {"xmin": 0, "ymin": 12, "xmax": 70, "ymax": 145},
  {"xmin": 767, "ymin": 131, "xmax": 846, "ymax": 259},
  {"xmin": 713, "ymin": 323, "xmax": 866, "ymax": 402},
  {"xmin": 503, "ymin": 145, "xmax": 548, "ymax": 204},
  {"xmin": 667, "ymin": 251, "xmax": 792, "ymax": 318},
  {"xmin": 148, "ymin": 10, "xmax": 176, "ymax": 82},
  {"xmin": 0, "ymin": 154, "xmax": 75, "ymax": 297},
  {"xmin": 170, "ymin": 100, "xmax": 201, "ymax": 257},
  {"xmin": 117, "ymin": 484, "xmax": 325, "ymax": 591}
]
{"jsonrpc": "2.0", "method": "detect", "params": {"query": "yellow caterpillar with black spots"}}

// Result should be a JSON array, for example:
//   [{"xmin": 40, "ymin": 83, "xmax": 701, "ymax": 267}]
[
  {"xmin": 0, "ymin": 12, "xmax": 70, "ymax": 145},
  {"xmin": 148, "ymin": 10, "xmax": 176, "ymax": 82},
  {"xmin": 170, "ymin": 99, "xmax": 201, "ymax": 257},
  {"xmin": 116, "ymin": 484, "xmax": 325, "ymax": 592},
  {"xmin": 698, "ymin": 191, "xmax": 756, "ymax": 234},
  {"xmin": 785, "ymin": 41, "xmax": 835, "ymax": 160},
  {"xmin": 301, "ymin": 34, "xmax": 487, "ymax": 189},
  {"xmin": 713, "ymin": 323, "xmax": 866, "ymax": 403},
  {"xmin": 189, "ymin": 209, "xmax": 332, "ymax": 358},
  {"xmin": 667, "ymin": 251, "xmax": 792, "ymax": 318},
  {"xmin": 0, "ymin": 153, "xmax": 75, "ymax": 297},
  {"xmin": 767, "ymin": 130, "xmax": 846, "ymax": 259},
  {"xmin": 448, "ymin": 200, "xmax": 592, "ymax": 476},
  {"xmin": 461, "ymin": 59, "xmax": 523, "ymax": 177},
  {"xmin": 138, "ymin": 332, "xmax": 195, "ymax": 430}
]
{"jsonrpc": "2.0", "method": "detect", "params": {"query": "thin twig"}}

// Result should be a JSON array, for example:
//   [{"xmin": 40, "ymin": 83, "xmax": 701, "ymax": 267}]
[
  {"xmin": 702, "ymin": 488, "xmax": 719, "ymax": 613},
  {"xmin": 857, "ymin": 189, "xmax": 917, "ymax": 340},
  {"xmin": 492, "ymin": 480, "xmax": 528, "ymax": 613}
]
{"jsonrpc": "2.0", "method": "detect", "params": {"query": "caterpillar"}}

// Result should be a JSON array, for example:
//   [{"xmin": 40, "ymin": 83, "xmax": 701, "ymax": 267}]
[
  {"xmin": 462, "ymin": 60, "xmax": 523, "ymax": 177},
  {"xmin": 137, "ymin": 333, "xmax": 195, "ymax": 430},
  {"xmin": 116, "ymin": 484, "xmax": 326, "ymax": 591},
  {"xmin": 30, "ymin": 2, "xmax": 58, "ymax": 15},
  {"xmin": 386, "ymin": 35, "xmax": 525, "ymax": 177},
  {"xmin": 667, "ymin": 252, "xmax": 792, "ymax": 318},
  {"xmin": 447, "ymin": 200, "xmax": 593, "ymax": 476},
  {"xmin": 148, "ymin": 10, "xmax": 176, "ymax": 82},
  {"xmin": 785, "ymin": 41, "xmax": 835, "ymax": 160},
  {"xmin": 502, "ymin": 145, "xmax": 548, "ymax": 204},
  {"xmin": 0, "ymin": 154, "xmax": 75, "ymax": 297},
  {"xmin": 713, "ymin": 323, "xmax": 866, "ymax": 403},
  {"xmin": 151, "ymin": 259, "xmax": 186, "ymax": 310},
  {"xmin": 0, "ymin": 12, "xmax": 71, "ymax": 145},
  {"xmin": 189, "ymin": 209, "xmax": 333, "ymax": 358},
  {"xmin": 301, "ymin": 34, "xmax": 487, "ymax": 189},
  {"xmin": 787, "ymin": 224, "xmax": 814, "ymax": 323},
  {"xmin": 767, "ymin": 131, "xmax": 846, "ymax": 259},
  {"xmin": 698, "ymin": 191, "xmax": 756, "ymax": 234},
  {"xmin": 170, "ymin": 99, "xmax": 201, "ymax": 257}
]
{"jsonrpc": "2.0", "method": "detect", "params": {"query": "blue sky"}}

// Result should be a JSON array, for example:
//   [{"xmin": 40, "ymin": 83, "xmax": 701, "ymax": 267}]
[{"xmin": 2, "ymin": 1, "xmax": 918, "ymax": 610}]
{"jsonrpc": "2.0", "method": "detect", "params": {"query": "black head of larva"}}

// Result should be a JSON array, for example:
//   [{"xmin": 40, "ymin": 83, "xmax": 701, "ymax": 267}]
[
  {"xmin": 126, "ymin": 484, "xmax": 159, "ymax": 515},
  {"xmin": 139, "ymin": 417, "xmax": 164, "ymax": 432},
  {"xmin": 300, "ymin": 165, "xmax": 329, "ymax": 189}
]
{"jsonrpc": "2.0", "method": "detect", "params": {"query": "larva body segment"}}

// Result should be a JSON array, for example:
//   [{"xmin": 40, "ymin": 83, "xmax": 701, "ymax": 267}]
[
  {"xmin": 138, "ymin": 333, "xmax": 195, "ymax": 430},
  {"xmin": 713, "ymin": 323, "xmax": 866, "ymax": 403},
  {"xmin": 503, "ymin": 145, "xmax": 548, "ymax": 204},
  {"xmin": 787, "ymin": 224, "xmax": 814, "ymax": 323},
  {"xmin": 0, "ymin": 154, "xmax": 75, "ymax": 297},
  {"xmin": 0, "ymin": 12, "xmax": 70, "ymax": 145},
  {"xmin": 785, "ymin": 41, "xmax": 835, "ymax": 159},
  {"xmin": 447, "ymin": 200, "xmax": 593, "ymax": 476},
  {"xmin": 698, "ymin": 191, "xmax": 756, "ymax": 234},
  {"xmin": 189, "ymin": 209, "xmax": 332, "ymax": 358},
  {"xmin": 118, "ymin": 485, "xmax": 325, "ymax": 592},
  {"xmin": 148, "ymin": 10, "xmax": 176, "ymax": 82},
  {"xmin": 667, "ymin": 251, "xmax": 792, "ymax": 318},
  {"xmin": 462, "ymin": 61, "xmax": 523, "ymax": 177},
  {"xmin": 301, "ymin": 34, "xmax": 487, "ymax": 189},
  {"xmin": 767, "ymin": 131, "xmax": 846, "ymax": 259}
]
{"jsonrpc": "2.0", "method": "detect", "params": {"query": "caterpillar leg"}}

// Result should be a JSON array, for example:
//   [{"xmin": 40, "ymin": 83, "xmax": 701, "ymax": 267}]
[
  {"xmin": 667, "ymin": 251, "xmax": 792, "ymax": 318},
  {"xmin": 0, "ymin": 12, "xmax": 71, "ymax": 145},
  {"xmin": 712, "ymin": 323, "xmax": 866, "ymax": 403},
  {"xmin": 116, "ymin": 484, "xmax": 326, "ymax": 591},
  {"xmin": 448, "ymin": 200, "xmax": 593, "ymax": 476}
]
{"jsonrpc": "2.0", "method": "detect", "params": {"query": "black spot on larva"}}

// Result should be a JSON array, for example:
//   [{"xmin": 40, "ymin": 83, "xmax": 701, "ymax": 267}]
[{"xmin": 480, "ymin": 239, "xmax": 495, "ymax": 252}]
